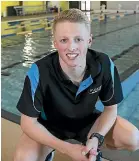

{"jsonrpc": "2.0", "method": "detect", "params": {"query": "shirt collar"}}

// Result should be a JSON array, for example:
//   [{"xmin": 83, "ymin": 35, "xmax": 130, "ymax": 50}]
[
  {"xmin": 86, "ymin": 48, "xmax": 102, "ymax": 79},
  {"xmin": 53, "ymin": 49, "xmax": 101, "ymax": 83}
]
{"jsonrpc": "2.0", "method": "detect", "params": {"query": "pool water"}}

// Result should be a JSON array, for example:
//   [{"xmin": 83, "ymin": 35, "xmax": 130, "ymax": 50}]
[{"xmin": 1, "ymin": 14, "xmax": 139, "ymax": 117}]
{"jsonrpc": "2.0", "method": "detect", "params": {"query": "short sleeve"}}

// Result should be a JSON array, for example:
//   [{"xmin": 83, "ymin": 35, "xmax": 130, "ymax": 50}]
[
  {"xmin": 99, "ymin": 58, "xmax": 123, "ymax": 106},
  {"xmin": 17, "ymin": 63, "xmax": 43, "ymax": 117}
]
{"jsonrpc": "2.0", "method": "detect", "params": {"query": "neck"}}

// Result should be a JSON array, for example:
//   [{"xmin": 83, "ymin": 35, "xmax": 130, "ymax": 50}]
[{"xmin": 59, "ymin": 60, "xmax": 86, "ymax": 84}]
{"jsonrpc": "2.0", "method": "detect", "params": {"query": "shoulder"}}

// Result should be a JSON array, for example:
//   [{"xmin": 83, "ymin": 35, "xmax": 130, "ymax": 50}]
[
  {"xmin": 29, "ymin": 51, "xmax": 57, "ymax": 75},
  {"xmin": 88, "ymin": 49, "xmax": 115, "ymax": 80},
  {"xmin": 88, "ymin": 49, "xmax": 112, "ymax": 70},
  {"xmin": 35, "ymin": 50, "xmax": 57, "ymax": 69},
  {"xmin": 88, "ymin": 49, "xmax": 110, "ymax": 63},
  {"xmin": 27, "ymin": 50, "xmax": 57, "ymax": 78}
]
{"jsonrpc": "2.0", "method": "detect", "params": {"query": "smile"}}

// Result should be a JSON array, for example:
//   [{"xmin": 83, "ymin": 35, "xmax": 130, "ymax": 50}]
[{"xmin": 66, "ymin": 53, "xmax": 79, "ymax": 59}]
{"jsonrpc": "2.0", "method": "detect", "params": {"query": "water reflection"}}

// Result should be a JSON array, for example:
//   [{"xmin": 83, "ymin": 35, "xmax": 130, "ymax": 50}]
[
  {"xmin": 2, "ymin": 14, "xmax": 139, "ymax": 69},
  {"xmin": 22, "ymin": 32, "xmax": 56, "ymax": 68},
  {"xmin": 22, "ymin": 33, "xmax": 36, "ymax": 67}
]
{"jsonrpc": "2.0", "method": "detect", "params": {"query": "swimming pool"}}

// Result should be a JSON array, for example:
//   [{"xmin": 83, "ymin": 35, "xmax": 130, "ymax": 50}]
[
  {"xmin": 1, "ymin": 12, "xmax": 132, "ymax": 38},
  {"xmin": 1, "ymin": 14, "xmax": 139, "ymax": 119}
]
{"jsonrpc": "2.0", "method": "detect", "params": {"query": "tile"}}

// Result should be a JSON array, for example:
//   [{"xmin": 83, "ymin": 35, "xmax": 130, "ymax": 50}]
[
  {"xmin": 102, "ymin": 148, "xmax": 131, "ymax": 161},
  {"xmin": 128, "ymin": 118, "xmax": 139, "ymax": 129}
]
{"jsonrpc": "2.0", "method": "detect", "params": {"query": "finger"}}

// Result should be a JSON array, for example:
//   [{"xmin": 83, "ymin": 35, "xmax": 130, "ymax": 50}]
[
  {"xmin": 89, "ymin": 149, "xmax": 98, "ymax": 156},
  {"xmin": 82, "ymin": 147, "xmax": 90, "ymax": 156},
  {"xmin": 86, "ymin": 140, "xmax": 94, "ymax": 150},
  {"xmin": 82, "ymin": 154, "xmax": 90, "ymax": 161},
  {"xmin": 89, "ymin": 154, "xmax": 96, "ymax": 161}
]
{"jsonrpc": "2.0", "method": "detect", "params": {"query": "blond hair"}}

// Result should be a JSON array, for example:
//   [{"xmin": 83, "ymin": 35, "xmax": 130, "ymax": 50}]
[{"xmin": 52, "ymin": 8, "xmax": 91, "ymax": 35}]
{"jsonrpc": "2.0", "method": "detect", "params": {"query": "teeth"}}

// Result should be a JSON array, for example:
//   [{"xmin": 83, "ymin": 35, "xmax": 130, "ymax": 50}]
[
  {"xmin": 68, "ymin": 55, "xmax": 76, "ymax": 58},
  {"xmin": 67, "ymin": 54, "xmax": 78, "ymax": 60},
  {"xmin": 67, "ymin": 53, "xmax": 77, "ymax": 56},
  {"xmin": 67, "ymin": 53, "xmax": 78, "ymax": 59}
]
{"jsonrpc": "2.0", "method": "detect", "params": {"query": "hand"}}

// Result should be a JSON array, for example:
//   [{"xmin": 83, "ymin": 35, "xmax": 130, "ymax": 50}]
[
  {"xmin": 66, "ymin": 143, "xmax": 89, "ymax": 161},
  {"xmin": 82, "ymin": 137, "xmax": 99, "ymax": 161}
]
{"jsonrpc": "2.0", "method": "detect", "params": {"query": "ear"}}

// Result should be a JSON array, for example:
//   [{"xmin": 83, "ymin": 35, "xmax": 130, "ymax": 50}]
[
  {"xmin": 88, "ymin": 34, "xmax": 93, "ymax": 47},
  {"xmin": 53, "ymin": 40, "xmax": 58, "ymax": 49}
]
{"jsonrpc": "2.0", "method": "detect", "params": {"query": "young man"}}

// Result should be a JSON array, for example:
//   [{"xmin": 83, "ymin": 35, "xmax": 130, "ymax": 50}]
[{"xmin": 14, "ymin": 9, "xmax": 139, "ymax": 161}]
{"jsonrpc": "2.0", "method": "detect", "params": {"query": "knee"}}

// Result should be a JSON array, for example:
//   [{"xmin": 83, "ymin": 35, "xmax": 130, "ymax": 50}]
[
  {"xmin": 127, "ymin": 129, "xmax": 139, "ymax": 152},
  {"xmin": 14, "ymin": 148, "xmax": 38, "ymax": 161}
]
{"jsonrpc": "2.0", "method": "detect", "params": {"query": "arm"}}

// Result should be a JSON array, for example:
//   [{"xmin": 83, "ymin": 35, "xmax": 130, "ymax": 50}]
[
  {"xmin": 17, "ymin": 64, "xmax": 71, "ymax": 155},
  {"xmin": 82, "ymin": 57, "xmax": 123, "ymax": 159},
  {"xmin": 17, "ymin": 63, "xmax": 88, "ymax": 161},
  {"xmin": 83, "ymin": 105, "xmax": 117, "ymax": 155},
  {"xmin": 21, "ymin": 114, "xmax": 89, "ymax": 161},
  {"xmin": 94, "ymin": 57, "xmax": 122, "ymax": 136},
  {"xmin": 21, "ymin": 114, "xmax": 71, "ymax": 155},
  {"xmin": 92, "ymin": 104, "xmax": 117, "ymax": 136}
]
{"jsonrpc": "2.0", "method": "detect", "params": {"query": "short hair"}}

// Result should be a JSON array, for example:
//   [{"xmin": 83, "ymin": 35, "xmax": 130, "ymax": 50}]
[{"xmin": 52, "ymin": 8, "xmax": 91, "ymax": 35}]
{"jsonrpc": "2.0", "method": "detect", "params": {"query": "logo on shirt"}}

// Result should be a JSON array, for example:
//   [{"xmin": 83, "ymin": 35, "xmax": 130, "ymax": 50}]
[{"xmin": 89, "ymin": 85, "xmax": 102, "ymax": 94}]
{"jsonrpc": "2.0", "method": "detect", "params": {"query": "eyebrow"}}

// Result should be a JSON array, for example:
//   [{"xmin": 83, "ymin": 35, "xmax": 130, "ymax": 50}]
[{"xmin": 60, "ymin": 36, "xmax": 84, "ymax": 39}]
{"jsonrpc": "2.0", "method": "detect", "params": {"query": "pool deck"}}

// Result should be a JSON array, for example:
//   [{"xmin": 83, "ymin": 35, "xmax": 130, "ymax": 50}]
[{"xmin": 1, "ymin": 11, "xmax": 130, "ymax": 22}]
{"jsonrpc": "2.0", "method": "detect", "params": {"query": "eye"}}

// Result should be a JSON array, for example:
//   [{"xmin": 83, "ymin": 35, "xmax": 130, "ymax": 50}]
[
  {"xmin": 60, "ymin": 39, "xmax": 67, "ymax": 43},
  {"xmin": 75, "ymin": 38, "xmax": 83, "ymax": 42}
]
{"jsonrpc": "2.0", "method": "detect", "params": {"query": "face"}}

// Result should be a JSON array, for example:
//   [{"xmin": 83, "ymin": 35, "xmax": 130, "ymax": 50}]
[{"xmin": 53, "ymin": 21, "xmax": 92, "ymax": 68}]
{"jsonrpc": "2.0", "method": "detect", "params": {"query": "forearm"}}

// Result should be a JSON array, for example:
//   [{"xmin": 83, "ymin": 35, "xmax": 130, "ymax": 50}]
[
  {"xmin": 94, "ymin": 105, "xmax": 117, "ymax": 136},
  {"xmin": 21, "ymin": 116, "xmax": 71, "ymax": 155}
]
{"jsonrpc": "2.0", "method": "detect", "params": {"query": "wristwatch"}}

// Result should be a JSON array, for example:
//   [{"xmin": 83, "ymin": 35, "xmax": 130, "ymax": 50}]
[{"xmin": 89, "ymin": 133, "xmax": 104, "ymax": 147}]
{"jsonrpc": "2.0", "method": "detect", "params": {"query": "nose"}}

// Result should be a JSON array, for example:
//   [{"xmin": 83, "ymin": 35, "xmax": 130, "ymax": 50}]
[{"xmin": 68, "ymin": 41, "xmax": 77, "ymax": 52}]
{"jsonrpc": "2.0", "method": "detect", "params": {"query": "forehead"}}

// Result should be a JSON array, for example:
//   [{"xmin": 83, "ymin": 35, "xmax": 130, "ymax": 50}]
[{"xmin": 54, "ymin": 21, "xmax": 89, "ymax": 37}]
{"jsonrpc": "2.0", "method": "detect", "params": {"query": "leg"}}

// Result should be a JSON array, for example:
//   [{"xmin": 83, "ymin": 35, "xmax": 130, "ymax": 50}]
[
  {"xmin": 87, "ymin": 116, "xmax": 139, "ymax": 151},
  {"xmin": 14, "ymin": 133, "xmax": 54, "ymax": 161}
]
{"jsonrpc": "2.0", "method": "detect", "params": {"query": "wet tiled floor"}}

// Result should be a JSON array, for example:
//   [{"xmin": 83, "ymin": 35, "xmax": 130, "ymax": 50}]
[
  {"xmin": 102, "ymin": 82, "xmax": 139, "ymax": 161},
  {"xmin": 118, "ymin": 82, "xmax": 139, "ymax": 129}
]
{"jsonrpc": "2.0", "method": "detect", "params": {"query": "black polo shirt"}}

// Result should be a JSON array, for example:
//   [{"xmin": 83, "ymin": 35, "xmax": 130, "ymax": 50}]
[{"xmin": 17, "ymin": 49, "xmax": 123, "ymax": 133}]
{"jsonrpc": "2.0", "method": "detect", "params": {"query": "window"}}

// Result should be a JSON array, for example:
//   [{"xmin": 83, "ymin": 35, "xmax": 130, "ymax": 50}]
[{"xmin": 81, "ymin": 1, "xmax": 90, "ymax": 11}]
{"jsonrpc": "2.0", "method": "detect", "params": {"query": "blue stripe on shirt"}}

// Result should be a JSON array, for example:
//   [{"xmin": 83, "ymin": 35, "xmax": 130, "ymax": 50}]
[
  {"xmin": 109, "ymin": 58, "xmax": 115, "ymax": 87},
  {"xmin": 27, "ymin": 63, "xmax": 39, "ymax": 102}
]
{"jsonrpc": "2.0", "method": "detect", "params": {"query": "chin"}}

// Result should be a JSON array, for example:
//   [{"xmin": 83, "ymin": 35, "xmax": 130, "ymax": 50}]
[{"xmin": 67, "ymin": 63, "xmax": 77, "ymax": 68}]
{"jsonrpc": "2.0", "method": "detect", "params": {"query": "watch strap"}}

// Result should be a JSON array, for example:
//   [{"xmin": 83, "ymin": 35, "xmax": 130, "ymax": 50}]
[{"xmin": 89, "ymin": 133, "xmax": 104, "ymax": 147}]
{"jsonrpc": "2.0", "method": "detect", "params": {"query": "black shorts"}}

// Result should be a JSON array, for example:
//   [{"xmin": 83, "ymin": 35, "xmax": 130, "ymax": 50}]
[{"xmin": 38, "ymin": 112, "xmax": 101, "ymax": 145}]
